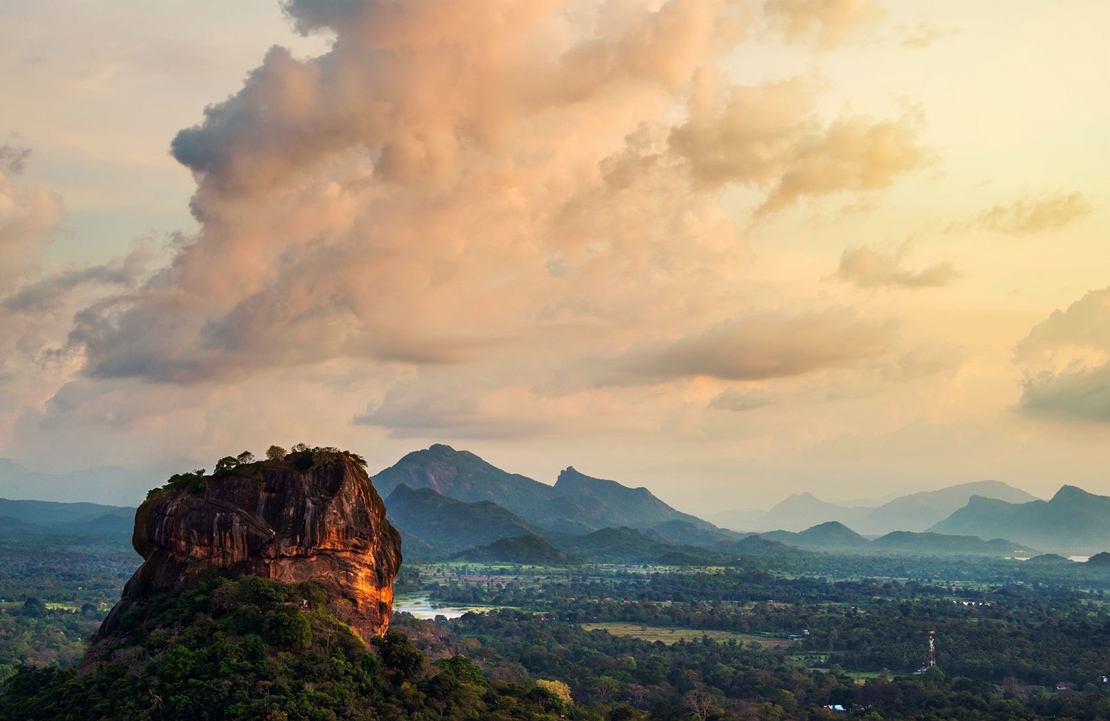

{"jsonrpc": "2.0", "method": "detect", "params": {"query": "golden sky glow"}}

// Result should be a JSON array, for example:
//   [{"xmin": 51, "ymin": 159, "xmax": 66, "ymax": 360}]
[{"xmin": 0, "ymin": 0, "xmax": 1107, "ymax": 511}]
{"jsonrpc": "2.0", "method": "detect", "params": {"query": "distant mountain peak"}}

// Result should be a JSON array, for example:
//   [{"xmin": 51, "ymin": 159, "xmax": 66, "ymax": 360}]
[
  {"xmin": 1052, "ymin": 484, "xmax": 1094, "ymax": 502},
  {"xmin": 555, "ymin": 467, "xmax": 659, "ymax": 500},
  {"xmin": 930, "ymin": 484, "xmax": 1110, "ymax": 555},
  {"xmin": 375, "ymin": 446, "xmax": 715, "ymax": 538}
]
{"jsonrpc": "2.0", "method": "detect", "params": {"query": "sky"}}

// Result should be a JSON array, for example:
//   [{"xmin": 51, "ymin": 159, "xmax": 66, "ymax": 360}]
[{"xmin": 0, "ymin": 0, "xmax": 1108, "ymax": 514}]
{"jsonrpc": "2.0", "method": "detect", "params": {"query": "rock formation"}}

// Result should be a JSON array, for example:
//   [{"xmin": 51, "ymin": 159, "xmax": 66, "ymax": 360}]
[{"xmin": 96, "ymin": 449, "xmax": 402, "ymax": 642}]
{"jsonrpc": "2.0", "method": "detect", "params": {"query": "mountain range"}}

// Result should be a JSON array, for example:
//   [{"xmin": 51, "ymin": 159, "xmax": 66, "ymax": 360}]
[
  {"xmin": 374, "ymin": 446, "xmax": 1065, "ymax": 562},
  {"xmin": 713, "ymin": 480, "xmax": 1038, "ymax": 535},
  {"xmin": 375, "ymin": 444, "xmax": 713, "ymax": 535},
  {"xmin": 0, "ymin": 459, "xmax": 163, "ymax": 506},
  {"xmin": 0, "ymin": 497, "xmax": 134, "ymax": 536},
  {"xmin": 929, "ymin": 485, "xmax": 1110, "ymax": 555},
  {"xmin": 5, "ymin": 444, "xmax": 1108, "ymax": 562}
]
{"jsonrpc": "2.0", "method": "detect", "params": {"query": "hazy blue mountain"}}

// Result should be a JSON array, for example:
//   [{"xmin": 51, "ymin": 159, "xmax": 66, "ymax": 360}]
[
  {"xmin": 851, "ymin": 480, "xmax": 1038, "ymax": 535},
  {"xmin": 929, "ymin": 485, "xmax": 1110, "ymax": 555},
  {"xmin": 749, "ymin": 493, "xmax": 868, "ymax": 533},
  {"xmin": 644, "ymin": 519, "xmax": 748, "ymax": 547},
  {"xmin": 0, "ymin": 459, "xmax": 160, "ymax": 506},
  {"xmin": 869, "ymin": 531, "xmax": 1033, "ymax": 557},
  {"xmin": 384, "ymin": 484, "xmax": 541, "ymax": 556},
  {"xmin": 707, "ymin": 507, "xmax": 765, "ymax": 529},
  {"xmin": 1025, "ymin": 553, "xmax": 1073, "ymax": 565},
  {"xmin": 545, "ymin": 527, "xmax": 728, "ymax": 565},
  {"xmin": 713, "ymin": 481, "xmax": 1037, "ymax": 535},
  {"xmin": 0, "ymin": 497, "xmax": 134, "ymax": 535},
  {"xmin": 373, "ymin": 444, "xmax": 562, "ymax": 513},
  {"xmin": 725, "ymin": 534, "xmax": 804, "ymax": 557},
  {"xmin": 763, "ymin": 521, "xmax": 871, "ymax": 551},
  {"xmin": 373, "ymin": 445, "xmax": 718, "ymax": 534},
  {"xmin": 452, "ymin": 534, "xmax": 581, "ymax": 565},
  {"xmin": 553, "ymin": 467, "xmax": 714, "ymax": 531}
]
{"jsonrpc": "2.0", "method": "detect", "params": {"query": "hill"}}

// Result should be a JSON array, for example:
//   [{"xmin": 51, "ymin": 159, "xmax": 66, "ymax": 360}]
[
  {"xmin": 1024, "ymin": 553, "xmax": 1073, "ymax": 565},
  {"xmin": 0, "ymin": 574, "xmax": 565, "ymax": 721},
  {"xmin": 452, "ymin": 534, "xmax": 581, "ymax": 565},
  {"xmin": 930, "ymin": 485, "xmax": 1110, "ymax": 555},
  {"xmin": 869, "ymin": 531, "xmax": 1032, "ymax": 557},
  {"xmin": 715, "ymin": 481, "xmax": 1037, "ymax": 534},
  {"xmin": 851, "ymin": 480, "xmax": 1037, "ymax": 535},
  {"xmin": 751, "ymin": 493, "xmax": 867, "ymax": 533},
  {"xmin": 0, "ymin": 498, "xmax": 134, "ymax": 534},
  {"xmin": 553, "ymin": 466, "xmax": 714, "ymax": 531},
  {"xmin": 373, "ymin": 444, "xmax": 718, "ymax": 534},
  {"xmin": 545, "ymin": 527, "xmax": 729, "ymax": 565},
  {"xmin": 763, "ymin": 521, "xmax": 871, "ymax": 551},
  {"xmin": 644, "ymin": 519, "xmax": 748, "ymax": 547},
  {"xmin": 384, "ymin": 484, "xmax": 540, "ymax": 556},
  {"xmin": 724, "ymin": 534, "xmax": 804, "ymax": 557}
]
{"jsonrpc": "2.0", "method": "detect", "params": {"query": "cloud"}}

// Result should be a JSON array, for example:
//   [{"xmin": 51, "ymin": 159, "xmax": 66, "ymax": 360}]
[
  {"xmin": 668, "ymin": 75, "xmax": 929, "ymax": 211},
  {"xmin": 2, "ymin": 245, "xmax": 152, "ymax": 314},
  {"xmin": 626, "ymin": 309, "xmax": 896, "ymax": 381},
  {"xmin": 355, "ymin": 388, "xmax": 552, "ymax": 440},
  {"xmin": 881, "ymin": 344, "xmax": 964, "ymax": 382},
  {"xmin": 973, "ymin": 192, "xmax": 1094, "ymax": 235},
  {"xmin": 754, "ymin": 114, "xmax": 929, "ymax": 216},
  {"xmin": 1014, "ymin": 287, "xmax": 1110, "ymax": 364},
  {"xmin": 0, "ymin": 145, "xmax": 31, "ymax": 175},
  {"xmin": 55, "ymin": 0, "xmax": 926, "ymax": 394},
  {"xmin": 0, "ymin": 157, "xmax": 159, "ymax": 452},
  {"xmin": 1020, "ymin": 365, "xmax": 1110, "ymax": 423},
  {"xmin": 0, "ymin": 160, "xmax": 63, "ymax": 293},
  {"xmin": 1015, "ymin": 287, "xmax": 1110, "ymax": 422},
  {"xmin": 763, "ymin": 0, "xmax": 882, "ymax": 49},
  {"xmin": 898, "ymin": 23, "xmax": 945, "ymax": 50},
  {"xmin": 837, "ymin": 242, "xmax": 961, "ymax": 289},
  {"xmin": 708, "ymin": 388, "xmax": 774, "ymax": 412}
]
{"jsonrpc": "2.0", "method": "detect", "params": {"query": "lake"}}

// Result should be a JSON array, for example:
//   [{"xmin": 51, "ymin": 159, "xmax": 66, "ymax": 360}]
[{"xmin": 393, "ymin": 596, "xmax": 493, "ymax": 620}]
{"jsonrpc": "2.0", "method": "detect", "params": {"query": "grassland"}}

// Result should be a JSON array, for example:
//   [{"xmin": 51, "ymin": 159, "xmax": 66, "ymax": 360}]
[{"xmin": 580, "ymin": 622, "xmax": 796, "ymax": 647}]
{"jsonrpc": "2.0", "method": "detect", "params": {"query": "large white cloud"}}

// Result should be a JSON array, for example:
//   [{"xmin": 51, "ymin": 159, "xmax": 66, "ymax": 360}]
[
  {"xmin": 1015, "ymin": 287, "xmax": 1110, "ymax": 422},
  {"xmin": 57, "ymin": 0, "xmax": 925, "ymax": 393}
]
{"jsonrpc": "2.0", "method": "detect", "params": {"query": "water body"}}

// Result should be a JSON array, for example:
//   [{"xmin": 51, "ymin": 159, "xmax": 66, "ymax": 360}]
[{"xmin": 393, "ymin": 596, "xmax": 492, "ymax": 620}]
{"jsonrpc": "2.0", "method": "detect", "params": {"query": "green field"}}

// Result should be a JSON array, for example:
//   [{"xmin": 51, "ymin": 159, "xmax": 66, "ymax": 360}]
[{"xmin": 580, "ymin": 622, "xmax": 796, "ymax": 647}]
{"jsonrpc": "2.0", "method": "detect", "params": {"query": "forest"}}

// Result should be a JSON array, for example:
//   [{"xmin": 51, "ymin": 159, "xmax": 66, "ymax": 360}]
[{"xmin": 6, "ymin": 531, "xmax": 1110, "ymax": 719}]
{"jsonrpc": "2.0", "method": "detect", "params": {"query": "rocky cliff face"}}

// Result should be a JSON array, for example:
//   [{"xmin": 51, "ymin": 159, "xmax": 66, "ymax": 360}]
[{"xmin": 96, "ymin": 451, "xmax": 402, "ymax": 642}]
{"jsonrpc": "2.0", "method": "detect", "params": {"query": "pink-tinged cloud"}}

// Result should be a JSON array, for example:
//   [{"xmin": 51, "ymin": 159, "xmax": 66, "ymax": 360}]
[
  {"xmin": 837, "ymin": 242, "xmax": 961, "ymax": 289},
  {"xmin": 626, "ymin": 309, "xmax": 896, "ymax": 381},
  {"xmin": 54, "ymin": 0, "xmax": 925, "ymax": 394}
]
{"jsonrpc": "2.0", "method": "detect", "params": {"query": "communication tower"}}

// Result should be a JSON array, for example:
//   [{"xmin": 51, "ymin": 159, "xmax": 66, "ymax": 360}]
[{"xmin": 928, "ymin": 630, "xmax": 936, "ymax": 667}]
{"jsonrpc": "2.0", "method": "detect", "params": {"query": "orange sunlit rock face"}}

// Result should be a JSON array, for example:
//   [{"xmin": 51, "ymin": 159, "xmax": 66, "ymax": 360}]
[{"xmin": 97, "ymin": 454, "xmax": 402, "ymax": 641}]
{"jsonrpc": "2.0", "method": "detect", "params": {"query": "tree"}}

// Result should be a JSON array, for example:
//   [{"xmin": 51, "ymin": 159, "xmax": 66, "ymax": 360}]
[
  {"xmin": 683, "ymin": 690, "xmax": 719, "ymax": 720},
  {"xmin": 236, "ymin": 451, "xmax": 256, "ymax": 464},
  {"xmin": 922, "ymin": 665, "xmax": 946, "ymax": 688},
  {"xmin": 536, "ymin": 679, "xmax": 573, "ymax": 707},
  {"xmin": 266, "ymin": 445, "xmax": 287, "ymax": 462},
  {"xmin": 373, "ymin": 631, "xmax": 426, "ymax": 684},
  {"xmin": 214, "ymin": 456, "xmax": 239, "ymax": 475},
  {"xmin": 21, "ymin": 598, "xmax": 47, "ymax": 617}
]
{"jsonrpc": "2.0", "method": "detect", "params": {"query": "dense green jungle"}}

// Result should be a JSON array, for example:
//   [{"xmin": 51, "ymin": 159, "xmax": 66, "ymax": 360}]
[{"xmin": 5, "ymin": 529, "xmax": 1110, "ymax": 720}]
